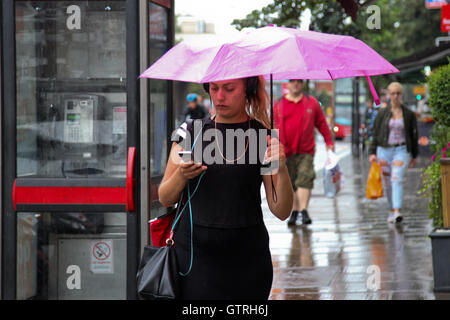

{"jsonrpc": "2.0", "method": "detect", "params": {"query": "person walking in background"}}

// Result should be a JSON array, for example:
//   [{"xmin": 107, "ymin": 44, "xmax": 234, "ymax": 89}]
[
  {"xmin": 365, "ymin": 99, "xmax": 384, "ymax": 143},
  {"xmin": 364, "ymin": 100, "xmax": 374, "ymax": 139},
  {"xmin": 274, "ymin": 79, "xmax": 334, "ymax": 226},
  {"xmin": 369, "ymin": 82, "xmax": 419, "ymax": 223},
  {"xmin": 184, "ymin": 93, "xmax": 208, "ymax": 120}
]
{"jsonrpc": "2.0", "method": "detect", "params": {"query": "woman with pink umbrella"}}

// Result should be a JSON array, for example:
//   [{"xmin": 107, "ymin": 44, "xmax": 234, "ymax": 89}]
[{"xmin": 158, "ymin": 76, "xmax": 294, "ymax": 299}]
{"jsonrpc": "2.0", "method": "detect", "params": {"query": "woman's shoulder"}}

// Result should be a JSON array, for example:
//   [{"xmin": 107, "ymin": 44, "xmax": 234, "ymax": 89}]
[{"xmin": 375, "ymin": 107, "xmax": 389, "ymax": 119}]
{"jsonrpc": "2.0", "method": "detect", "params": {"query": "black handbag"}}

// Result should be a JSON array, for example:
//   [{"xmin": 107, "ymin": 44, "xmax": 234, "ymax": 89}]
[
  {"xmin": 136, "ymin": 241, "xmax": 179, "ymax": 300},
  {"xmin": 136, "ymin": 191, "xmax": 186, "ymax": 300},
  {"xmin": 136, "ymin": 189, "xmax": 184, "ymax": 300}
]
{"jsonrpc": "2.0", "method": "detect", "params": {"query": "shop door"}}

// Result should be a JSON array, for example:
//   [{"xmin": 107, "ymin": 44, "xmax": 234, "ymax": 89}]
[{"xmin": 2, "ymin": 0, "xmax": 140, "ymax": 299}]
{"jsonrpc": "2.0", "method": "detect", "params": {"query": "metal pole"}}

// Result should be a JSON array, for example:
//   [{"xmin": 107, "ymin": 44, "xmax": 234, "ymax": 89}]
[{"xmin": 352, "ymin": 77, "xmax": 360, "ymax": 157}]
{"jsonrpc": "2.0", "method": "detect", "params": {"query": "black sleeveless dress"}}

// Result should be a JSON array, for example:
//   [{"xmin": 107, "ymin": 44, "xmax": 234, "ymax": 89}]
[{"xmin": 172, "ymin": 117, "xmax": 273, "ymax": 300}]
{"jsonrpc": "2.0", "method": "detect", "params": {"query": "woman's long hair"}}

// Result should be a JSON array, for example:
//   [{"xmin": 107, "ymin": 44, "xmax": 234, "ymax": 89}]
[{"xmin": 246, "ymin": 76, "xmax": 271, "ymax": 129}]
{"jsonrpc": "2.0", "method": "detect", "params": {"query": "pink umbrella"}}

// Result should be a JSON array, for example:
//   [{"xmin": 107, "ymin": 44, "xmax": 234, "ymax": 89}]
[
  {"xmin": 140, "ymin": 26, "xmax": 398, "ymax": 82},
  {"xmin": 140, "ymin": 26, "xmax": 398, "ymax": 126}
]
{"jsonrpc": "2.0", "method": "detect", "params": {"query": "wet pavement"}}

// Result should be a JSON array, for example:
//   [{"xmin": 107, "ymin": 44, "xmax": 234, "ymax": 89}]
[{"xmin": 262, "ymin": 143, "xmax": 450, "ymax": 300}]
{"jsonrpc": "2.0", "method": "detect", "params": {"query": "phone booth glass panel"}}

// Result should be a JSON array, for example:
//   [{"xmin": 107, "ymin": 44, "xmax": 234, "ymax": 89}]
[
  {"xmin": 16, "ymin": 1, "xmax": 127, "ymax": 179},
  {"xmin": 14, "ymin": 1, "xmax": 129, "ymax": 299}
]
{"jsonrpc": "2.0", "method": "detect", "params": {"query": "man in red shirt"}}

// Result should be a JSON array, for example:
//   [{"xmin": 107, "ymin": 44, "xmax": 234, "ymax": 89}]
[{"xmin": 274, "ymin": 79, "xmax": 334, "ymax": 226}]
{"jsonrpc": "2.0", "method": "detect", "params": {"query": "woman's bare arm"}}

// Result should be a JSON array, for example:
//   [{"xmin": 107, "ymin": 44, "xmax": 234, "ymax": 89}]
[
  {"xmin": 262, "ymin": 135, "xmax": 293, "ymax": 220},
  {"xmin": 263, "ymin": 167, "xmax": 293, "ymax": 221}
]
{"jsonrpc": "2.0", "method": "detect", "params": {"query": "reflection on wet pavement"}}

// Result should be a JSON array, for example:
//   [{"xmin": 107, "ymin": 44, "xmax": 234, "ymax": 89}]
[{"xmin": 263, "ymin": 153, "xmax": 450, "ymax": 300}]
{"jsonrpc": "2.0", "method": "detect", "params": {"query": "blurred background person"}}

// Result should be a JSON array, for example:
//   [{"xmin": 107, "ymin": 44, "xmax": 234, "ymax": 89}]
[
  {"xmin": 369, "ymin": 82, "xmax": 418, "ymax": 224},
  {"xmin": 274, "ymin": 79, "xmax": 334, "ymax": 226},
  {"xmin": 184, "ymin": 93, "xmax": 208, "ymax": 120}
]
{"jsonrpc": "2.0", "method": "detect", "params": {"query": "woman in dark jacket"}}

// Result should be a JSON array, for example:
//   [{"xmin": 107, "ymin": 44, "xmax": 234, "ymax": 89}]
[{"xmin": 369, "ymin": 82, "xmax": 418, "ymax": 224}]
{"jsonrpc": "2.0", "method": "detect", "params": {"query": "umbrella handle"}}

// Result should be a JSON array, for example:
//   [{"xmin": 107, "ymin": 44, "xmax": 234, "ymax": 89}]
[
  {"xmin": 270, "ymin": 74, "xmax": 273, "ymax": 130},
  {"xmin": 365, "ymin": 75, "xmax": 381, "ymax": 106}
]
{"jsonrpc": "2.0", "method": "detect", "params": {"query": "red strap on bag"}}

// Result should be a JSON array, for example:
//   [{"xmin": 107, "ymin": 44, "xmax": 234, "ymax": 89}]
[{"xmin": 150, "ymin": 211, "xmax": 176, "ymax": 247}]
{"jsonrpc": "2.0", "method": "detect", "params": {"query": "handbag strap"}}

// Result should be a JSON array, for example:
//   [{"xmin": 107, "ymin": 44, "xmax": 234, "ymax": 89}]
[
  {"xmin": 169, "ymin": 171, "xmax": 205, "ymax": 237},
  {"xmin": 179, "ymin": 183, "xmax": 194, "ymax": 276}
]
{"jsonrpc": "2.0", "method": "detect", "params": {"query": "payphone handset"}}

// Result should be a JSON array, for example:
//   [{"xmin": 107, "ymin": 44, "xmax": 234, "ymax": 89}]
[{"xmin": 62, "ymin": 96, "xmax": 96, "ymax": 144}]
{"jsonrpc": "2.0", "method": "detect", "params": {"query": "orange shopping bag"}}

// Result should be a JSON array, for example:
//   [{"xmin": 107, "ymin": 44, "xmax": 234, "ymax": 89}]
[{"xmin": 366, "ymin": 161, "xmax": 383, "ymax": 199}]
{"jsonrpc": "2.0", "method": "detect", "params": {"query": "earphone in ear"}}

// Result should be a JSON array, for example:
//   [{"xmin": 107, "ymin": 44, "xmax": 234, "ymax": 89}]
[{"xmin": 203, "ymin": 76, "xmax": 259, "ymax": 99}]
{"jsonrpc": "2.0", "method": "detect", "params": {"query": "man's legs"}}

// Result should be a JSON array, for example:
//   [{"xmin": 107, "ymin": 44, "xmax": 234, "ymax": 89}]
[
  {"xmin": 292, "ymin": 187, "xmax": 311, "ymax": 211},
  {"xmin": 287, "ymin": 156, "xmax": 301, "ymax": 226},
  {"xmin": 292, "ymin": 188, "xmax": 300, "ymax": 211},
  {"xmin": 291, "ymin": 187, "xmax": 313, "ymax": 225},
  {"xmin": 297, "ymin": 188, "xmax": 312, "ymax": 212},
  {"xmin": 287, "ymin": 154, "xmax": 315, "ymax": 226}
]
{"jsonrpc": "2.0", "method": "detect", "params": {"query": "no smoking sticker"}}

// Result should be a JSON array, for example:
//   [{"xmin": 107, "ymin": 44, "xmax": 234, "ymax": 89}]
[{"xmin": 90, "ymin": 240, "xmax": 114, "ymax": 274}]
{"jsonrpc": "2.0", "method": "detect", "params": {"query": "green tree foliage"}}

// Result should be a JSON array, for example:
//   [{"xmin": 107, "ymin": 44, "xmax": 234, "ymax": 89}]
[
  {"xmin": 427, "ymin": 62, "xmax": 450, "ymax": 128},
  {"xmin": 232, "ymin": 0, "xmax": 443, "ymax": 100},
  {"xmin": 393, "ymin": 0, "xmax": 443, "ymax": 56},
  {"xmin": 231, "ymin": 0, "xmax": 308, "ymax": 29},
  {"xmin": 232, "ymin": 0, "xmax": 442, "ymax": 61},
  {"xmin": 308, "ymin": 1, "xmax": 362, "ymax": 36}
]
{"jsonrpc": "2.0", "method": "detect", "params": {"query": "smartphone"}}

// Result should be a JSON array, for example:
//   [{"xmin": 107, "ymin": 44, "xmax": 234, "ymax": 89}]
[{"xmin": 178, "ymin": 150, "xmax": 194, "ymax": 162}]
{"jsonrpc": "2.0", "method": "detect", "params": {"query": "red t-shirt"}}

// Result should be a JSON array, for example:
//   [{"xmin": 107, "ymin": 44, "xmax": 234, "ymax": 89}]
[{"xmin": 274, "ymin": 94, "xmax": 333, "ymax": 157}]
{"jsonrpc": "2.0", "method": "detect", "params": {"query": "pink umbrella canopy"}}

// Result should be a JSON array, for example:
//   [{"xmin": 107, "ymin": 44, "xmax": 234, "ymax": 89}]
[{"xmin": 140, "ymin": 26, "xmax": 399, "ymax": 82}]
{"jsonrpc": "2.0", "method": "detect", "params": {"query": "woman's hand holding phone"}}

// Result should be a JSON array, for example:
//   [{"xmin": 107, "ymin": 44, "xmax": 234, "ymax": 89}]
[{"xmin": 177, "ymin": 150, "xmax": 207, "ymax": 180}]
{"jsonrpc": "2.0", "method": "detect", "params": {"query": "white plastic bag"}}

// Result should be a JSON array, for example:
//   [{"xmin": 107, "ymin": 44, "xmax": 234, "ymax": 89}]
[{"xmin": 323, "ymin": 150, "xmax": 343, "ymax": 198}]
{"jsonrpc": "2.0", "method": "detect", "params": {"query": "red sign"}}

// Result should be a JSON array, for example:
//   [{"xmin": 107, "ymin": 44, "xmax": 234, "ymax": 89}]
[
  {"xmin": 442, "ymin": 4, "xmax": 450, "ymax": 32},
  {"xmin": 426, "ymin": 0, "xmax": 447, "ymax": 9}
]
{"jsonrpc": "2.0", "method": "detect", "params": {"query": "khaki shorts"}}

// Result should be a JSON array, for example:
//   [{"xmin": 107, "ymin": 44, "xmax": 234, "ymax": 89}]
[{"xmin": 286, "ymin": 154, "xmax": 316, "ymax": 190}]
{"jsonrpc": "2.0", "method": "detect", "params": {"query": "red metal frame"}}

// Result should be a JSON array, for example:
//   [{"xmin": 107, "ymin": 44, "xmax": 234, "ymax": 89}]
[
  {"xmin": 13, "ymin": 186, "xmax": 126, "ymax": 207},
  {"xmin": 12, "ymin": 147, "xmax": 137, "ymax": 212}
]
